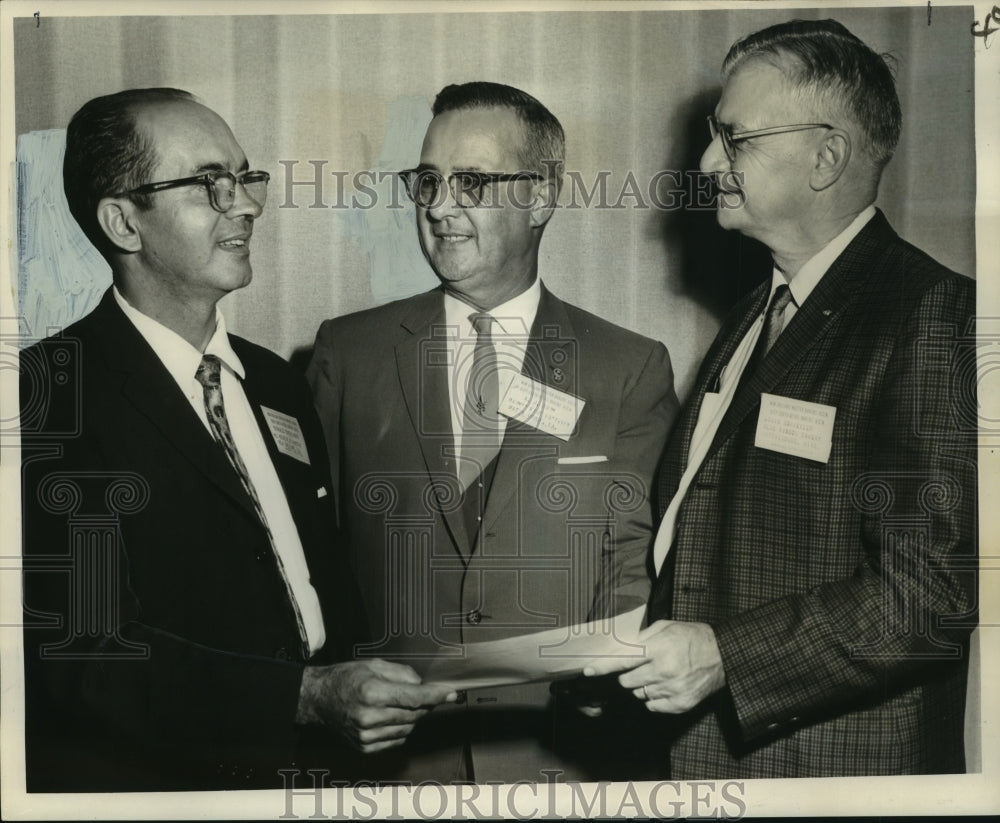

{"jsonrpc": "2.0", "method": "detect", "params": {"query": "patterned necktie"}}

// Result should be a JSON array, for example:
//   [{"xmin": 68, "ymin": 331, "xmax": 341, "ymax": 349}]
[
  {"xmin": 194, "ymin": 354, "xmax": 310, "ymax": 655},
  {"xmin": 737, "ymin": 283, "xmax": 793, "ymax": 392},
  {"xmin": 459, "ymin": 313, "xmax": 502, "ymax": 490},
  {"xmin": 195, "ymin": 355, "xmax": 273, "ymax": 541}
]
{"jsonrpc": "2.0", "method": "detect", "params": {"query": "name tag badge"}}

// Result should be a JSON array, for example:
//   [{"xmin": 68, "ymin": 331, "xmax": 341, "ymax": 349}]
[
  {"xmin": 261, "ymin": 406, "xmax": 311, "ymax": 465},
  {"xmin": 755, "ymin": 393, "xmax": 836, "ymax": 463},
  {"xmin": 498, "ymin": 374, "xmax": 585, "ymax": 441}
]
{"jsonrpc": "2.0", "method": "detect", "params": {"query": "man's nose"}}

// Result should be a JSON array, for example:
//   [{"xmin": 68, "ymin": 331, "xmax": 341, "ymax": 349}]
[
  {"xmin": 699, "ymin": 134, "xmax": 729, "ymax": 175},
  {"xmin": 424, "ymin": 178, "xmax": 461, "ymax": 221},
  {"xmin": 229, "ymin": 180, "xmax": 264, "ymax": 220}
]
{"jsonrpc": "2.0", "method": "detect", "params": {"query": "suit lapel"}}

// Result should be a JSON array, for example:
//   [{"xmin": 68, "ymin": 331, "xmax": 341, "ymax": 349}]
[
  {"xmin": 90, "ymin": 292, "xmax": 259, "ymax": 521},
  {"xmin": 394, "ymin": 289, "xmax": 472, "ymax": 556},
  {"xmin": 658, "ymin": 284, "xmax": 767, "ymax": 510},
  {"xmin": 706, "ymin": 213, "xmax": 886, "ymax": 460},
  {"xmin": 480, "ymin": 285, "xmax": 571, "ymax": 538},
  {"xmin": 238, "ymin": 354, "xmax": 315, "ymax": 532}
]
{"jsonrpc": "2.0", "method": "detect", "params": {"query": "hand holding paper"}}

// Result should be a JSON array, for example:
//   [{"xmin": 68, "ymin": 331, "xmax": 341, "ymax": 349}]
[
  {"xmin": 297, "ymin": 659, "xmax": 458, "ymax": 753},
  {"xmin": 584, "ymin": 619, "xmax": 726, "ymax": 714}
]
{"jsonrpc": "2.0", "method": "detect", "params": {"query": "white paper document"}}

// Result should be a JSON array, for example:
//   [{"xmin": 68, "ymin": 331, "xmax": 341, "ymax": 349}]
[{"xmin": 412, "ymin": 606, "xmax": 647, "ymax": 690}]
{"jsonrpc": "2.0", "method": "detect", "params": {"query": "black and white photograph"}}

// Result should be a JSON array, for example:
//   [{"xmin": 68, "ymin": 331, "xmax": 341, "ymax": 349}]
[{"xmin": 1, "ymin": 0, "xmax": 996, "ymax": 818}]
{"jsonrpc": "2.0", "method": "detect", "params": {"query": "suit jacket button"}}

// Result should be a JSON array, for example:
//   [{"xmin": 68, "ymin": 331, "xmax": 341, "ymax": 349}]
[
  {"xmin": 466, "ymin": 610, "xmax": 482, "ymax": 625},
  {"xmin": 275, "ymin": 647, "xmax": 289, "ymax": 660},
  {"xmin": 766, "ymin": 722, "xmax": 780, "ymax": 732}
]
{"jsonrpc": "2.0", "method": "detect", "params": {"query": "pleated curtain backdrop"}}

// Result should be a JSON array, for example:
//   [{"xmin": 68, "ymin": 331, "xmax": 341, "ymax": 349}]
[{"xmin": 13, "ymin": 7, "xmax": 974, "ymax": 395}]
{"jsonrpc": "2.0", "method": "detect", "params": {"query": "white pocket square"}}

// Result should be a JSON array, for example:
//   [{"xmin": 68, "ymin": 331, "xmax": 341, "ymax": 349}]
[{"xmin": 557, "ymin": 455, "xmax": 608, "ymax": 465}]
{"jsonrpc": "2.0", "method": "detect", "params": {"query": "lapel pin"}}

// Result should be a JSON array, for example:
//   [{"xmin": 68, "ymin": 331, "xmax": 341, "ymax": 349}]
[{"xmin": 822, "ymin": 309, "xmax": 833, "ymax": 316}]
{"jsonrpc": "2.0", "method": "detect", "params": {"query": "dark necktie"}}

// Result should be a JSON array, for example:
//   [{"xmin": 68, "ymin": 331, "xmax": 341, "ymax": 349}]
[
  {"xmin": 459, "ymin": 313, "xmax": 502, "ymax": 490},
  {"xmin": 759, "ymin": 283, "xmax": 793, "ymax": 357},
  {"xmin": 737, "ymin": 283, "xmax": 793, "ymax": 392},
  {"xmin": 194, "ymin": 354, "xmax": 310, "ymax": 655}
]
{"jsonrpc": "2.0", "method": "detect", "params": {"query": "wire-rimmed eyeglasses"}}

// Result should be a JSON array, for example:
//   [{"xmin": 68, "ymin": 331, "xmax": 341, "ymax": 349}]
[{"xmin": 707, "ymin": 115, "xmax": 833, "ymax": 163}]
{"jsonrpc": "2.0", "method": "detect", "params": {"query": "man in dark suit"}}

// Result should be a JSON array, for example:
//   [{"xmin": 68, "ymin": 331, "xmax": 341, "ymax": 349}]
[
  {"xmin": 307, "ymin": 82, "xmax": 679, "ymax": 782},
  {"xmin": 19, "ymin": 88, "xmax": 456, "ymax": 792},
  {"xmin": 587, "ymin": 19, "xmax": 977, "ymax": 777}
]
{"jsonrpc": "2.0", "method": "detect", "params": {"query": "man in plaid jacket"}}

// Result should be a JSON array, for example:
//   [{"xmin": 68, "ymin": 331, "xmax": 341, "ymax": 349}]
[{"xmin": 587, "ymin": 19, "xmax": 977, "ymax": 777}]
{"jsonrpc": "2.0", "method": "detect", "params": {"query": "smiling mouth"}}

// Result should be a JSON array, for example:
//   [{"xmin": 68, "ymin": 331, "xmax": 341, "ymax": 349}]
[
  {"xmin": 218, "ymin": 237, "xmax": 250, "ymax": 250},
  {"xmin": 435, "ymin": 234, "xmax": 471, "ymax": 244}
]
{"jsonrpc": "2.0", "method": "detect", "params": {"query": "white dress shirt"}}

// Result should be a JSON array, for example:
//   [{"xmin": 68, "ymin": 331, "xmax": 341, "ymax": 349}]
[
  {"xmin": 113, "ymin": 287, "xmax": 326, "ymax": 654},
  {"xmin": 652, "ymin": 206, "xmax": 876, "ymax": 574},
  {"xmin": 442, "ymin": 278, "xmax": 542, "ymax": 465}
]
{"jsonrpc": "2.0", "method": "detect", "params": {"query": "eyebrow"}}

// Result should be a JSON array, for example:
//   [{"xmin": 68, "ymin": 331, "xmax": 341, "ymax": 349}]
[
  {"xmin": 410, "ymin": 163, "xmax": 488, "ymax": 173},
  {"xmin": 193, "ymin": 159, "xmax": 251, "ymax": 175},
  {"xmin": 724, "ymin": 118, "xmax": 754, "ymax": 133}
]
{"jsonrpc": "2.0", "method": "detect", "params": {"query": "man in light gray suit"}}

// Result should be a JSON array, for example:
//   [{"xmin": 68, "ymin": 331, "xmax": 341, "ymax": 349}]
[{"xmin": 308, "ymin": 81, "xmax": 678, "ymax": 782}]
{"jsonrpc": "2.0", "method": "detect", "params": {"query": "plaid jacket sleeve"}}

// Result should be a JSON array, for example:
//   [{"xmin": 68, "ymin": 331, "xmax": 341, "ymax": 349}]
[
  {"xmin": 713, "ymin": 273, "xmax": 977, "ymax": 741},
  {"xmin": 659, "ymin": 213, "xmax": 977, "ymax": 774}
]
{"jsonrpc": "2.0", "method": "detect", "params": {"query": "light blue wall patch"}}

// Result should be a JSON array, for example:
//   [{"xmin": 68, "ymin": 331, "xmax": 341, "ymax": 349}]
[
  {"xmin": 341, "ymin": 96, "xmax": 438, "ymax": 305},
  {"xmin": 17, "ymin": 129, "xmax": 112, "ymax": 343}
]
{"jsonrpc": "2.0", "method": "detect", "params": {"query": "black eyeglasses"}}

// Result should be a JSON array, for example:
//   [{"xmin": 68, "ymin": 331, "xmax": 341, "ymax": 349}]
[
  {"xmin": 398, "ymin": 169, "xmax": 543, "ymax": 209},
  {"xmin": 707, "ymin": 115, "xmax": 833, "ymax": 163},
  {"xmin": 114, "ymin": 169, "xmax": 270, "ymax": 213}
]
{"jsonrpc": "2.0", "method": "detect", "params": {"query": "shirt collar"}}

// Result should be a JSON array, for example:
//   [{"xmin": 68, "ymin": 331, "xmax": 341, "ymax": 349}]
[
  {"xmin": 770, "ymin": 205, "xmax": 877, "ymax": 306},
  {"xmin": 443, "ymin": 277, "xmax": 542, "ymax": 339},
  {"xmin": 113, "ymin": 286, "xmax": 245, "ymax": 382}
]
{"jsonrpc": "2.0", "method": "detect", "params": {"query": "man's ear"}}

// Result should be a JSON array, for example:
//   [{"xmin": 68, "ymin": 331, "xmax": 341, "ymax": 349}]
[
  {"xmin": 810, "ymin": 129, "xmax": 851, "ymax": 191},
  {"xmin": 528, "ymin": 179, "xmax": 559, "ymax": 229},
  {"xmin": 96, "ymin": 197, "xmax": 143, "ymax": 253}
]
